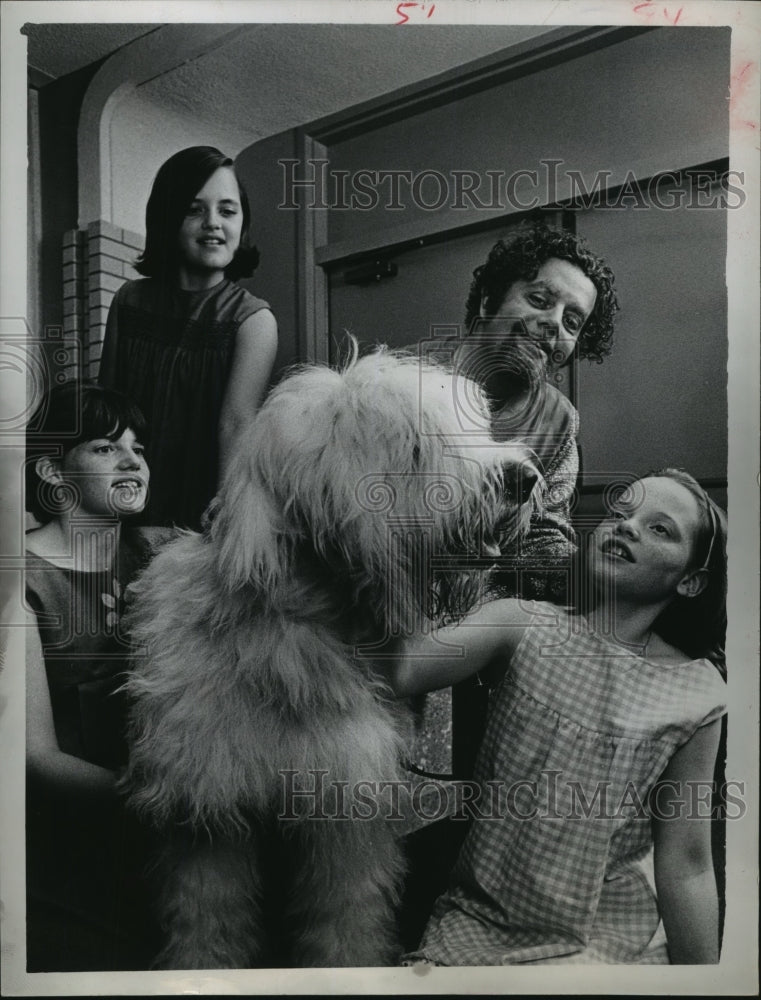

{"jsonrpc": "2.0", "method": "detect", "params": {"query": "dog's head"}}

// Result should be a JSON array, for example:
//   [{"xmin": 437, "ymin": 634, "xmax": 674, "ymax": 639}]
[{"xmin": 211, "ymin": 346, "xmax": 535, "ymax": 633}]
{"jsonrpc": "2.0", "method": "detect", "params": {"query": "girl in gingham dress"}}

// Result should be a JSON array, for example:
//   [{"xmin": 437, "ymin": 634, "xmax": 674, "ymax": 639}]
[{"xmin": 391, "ymin": 469, "xmax": 727, "ymax": 965}]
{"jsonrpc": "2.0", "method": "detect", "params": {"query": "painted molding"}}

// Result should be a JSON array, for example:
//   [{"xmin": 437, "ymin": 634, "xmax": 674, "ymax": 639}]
[
  {"xmin": 295, "ymin": 130, "xmax": 329, "ymax": 364},
  {"xmin": 313, "ymin": 159, "xmax": 731, "ymax": 268}
]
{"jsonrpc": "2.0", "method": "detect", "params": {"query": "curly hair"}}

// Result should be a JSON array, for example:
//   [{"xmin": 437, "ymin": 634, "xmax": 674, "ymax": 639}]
[
  {"xmin": 464, "ymin": 224, "xmax": 619, "ymax": 363},
  {"xmin": 25, "ymin": 381, "xmax": 149, "ymax": 524},
  {"xmin": 135, "ymin": 146, "xmax": 260, "ymax": 281}
]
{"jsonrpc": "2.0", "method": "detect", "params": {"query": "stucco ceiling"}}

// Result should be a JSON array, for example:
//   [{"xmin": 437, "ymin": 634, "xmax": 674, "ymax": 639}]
[
  {"xmin": 139, "ymin": 24, "xmax": 555, "ymax": 141},
  {"xmin": 23, "ymin": 21, "xmax": 554, "ymax": 141},
  {"xmin": 23, "ymin": 22, "xmax": 160, "ymax": 79}
]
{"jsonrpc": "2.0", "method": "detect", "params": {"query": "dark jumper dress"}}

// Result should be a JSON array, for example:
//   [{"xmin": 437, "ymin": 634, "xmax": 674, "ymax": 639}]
[
  {"xmin": 24, "ymin": 527, "xmax": 166, "ymax": 971},
  {"xmin": 99, "ymin": 277, "xmax": 270, "ymax": 529}
]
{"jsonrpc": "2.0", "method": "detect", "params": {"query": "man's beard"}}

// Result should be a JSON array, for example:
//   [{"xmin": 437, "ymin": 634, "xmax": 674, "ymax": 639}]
[{"xmin": 454, "ymin": 323, "xmax": 551, "ymax": 411}]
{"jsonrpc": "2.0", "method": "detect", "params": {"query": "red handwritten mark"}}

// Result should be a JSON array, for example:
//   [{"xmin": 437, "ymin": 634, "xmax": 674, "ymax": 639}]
[
  {"xmin": 632, "ymin": 2, "xmax": 683, "ymax": 24},
  {"xmin": 396, "ymin": 2, "xmax": 435, "ymax": 25},
  {"xmin": 729, "ymin": 61, "xmax": 760, "ymax": 133},
  {"xmin": 396, "ymin": 2, "xmax": 415, "ymax": 24}
]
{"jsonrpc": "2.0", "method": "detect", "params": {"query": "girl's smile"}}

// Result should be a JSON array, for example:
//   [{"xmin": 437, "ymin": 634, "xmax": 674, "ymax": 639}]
[
  {"xmin": 177, "ymin": 166, "xmax": 243, "ymax": 290},
  {"xmin": 589, "ymin": 476, "xmax": 704, "ymax": 602},
  {"xmin": 57, "ymin": 428, "xmax": 149, "ymax": 517},
  {"xmin": 599, "ymin": 537, "xmax": 635, "ymax": 562}
]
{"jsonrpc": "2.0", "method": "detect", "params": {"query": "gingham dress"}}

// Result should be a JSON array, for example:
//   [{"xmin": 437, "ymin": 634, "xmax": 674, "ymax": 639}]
[{"xmin": 407, "ymin": 603, "xmax": 727, "ymax": 965}]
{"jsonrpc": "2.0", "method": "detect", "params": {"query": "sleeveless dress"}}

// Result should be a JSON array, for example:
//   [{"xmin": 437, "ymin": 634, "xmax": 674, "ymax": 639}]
[
  {"xmin": 99, "ymin": 278, "xmax": 270, "ymax": 529},
  {"xmin": 25, "ymin": 527, "xmax": 168, "ymax": 970},
  {"xmin": 405, "ymin": 603, "xmax": 727, "ymax": 966}
]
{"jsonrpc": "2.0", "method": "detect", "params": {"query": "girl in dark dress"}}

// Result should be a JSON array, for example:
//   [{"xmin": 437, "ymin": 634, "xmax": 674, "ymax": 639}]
[
  {"xmin": 25, "ymin": 382, "xmax": 167, "ymax": 970},
  {"xmin": 99, "ymin": 146, "xmax": 278, "ymax": 529}
]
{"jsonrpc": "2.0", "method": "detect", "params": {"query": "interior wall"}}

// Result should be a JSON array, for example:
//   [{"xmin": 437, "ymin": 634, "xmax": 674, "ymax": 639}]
[
  {"xmin": 235, "ymin": 130, "xmax": 303, "ymax": 384},
  {"xmin": 575, "ymin": 192, "xmax": 727, "ymax": 486},
  {"xmin": 326, "ymin": 27, "xmax": 730, "ymax": 247}
]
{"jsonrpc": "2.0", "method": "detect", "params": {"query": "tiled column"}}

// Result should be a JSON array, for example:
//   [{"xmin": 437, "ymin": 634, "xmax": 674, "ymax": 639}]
[
  {"xmin": 85, "ymin": 220, "xmax": 143, "ymax": 378},
  {"xmin": 60, "ymin": 221, "xmax": 144, "ymax": 381},
  {"xmin": 61, "ymin": 229, "xmax": 87, "ymax": 382}
]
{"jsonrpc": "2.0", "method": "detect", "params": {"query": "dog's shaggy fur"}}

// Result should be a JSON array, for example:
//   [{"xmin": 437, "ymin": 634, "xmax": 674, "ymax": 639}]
[{"xmin": 122, "ymin": 347, "xmax": 530, "ymax": 969}]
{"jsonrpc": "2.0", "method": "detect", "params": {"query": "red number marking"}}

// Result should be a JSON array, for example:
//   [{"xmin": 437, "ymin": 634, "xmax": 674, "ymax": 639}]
[{"xmin": 396, "ymin": 2, "xmax": 415, "ymax": 25}]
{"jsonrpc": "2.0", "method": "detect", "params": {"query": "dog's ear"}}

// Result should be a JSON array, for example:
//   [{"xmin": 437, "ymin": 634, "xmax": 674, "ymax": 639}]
[{"xmin": 212, "ymin": 458, "xmax": 286, "ymax": 593}]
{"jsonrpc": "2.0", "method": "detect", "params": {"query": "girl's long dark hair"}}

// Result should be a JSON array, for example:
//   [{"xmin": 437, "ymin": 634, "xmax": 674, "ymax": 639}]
[{"xmin": 135, "ymin": 146, "xmax": 259, "ymax": 281}]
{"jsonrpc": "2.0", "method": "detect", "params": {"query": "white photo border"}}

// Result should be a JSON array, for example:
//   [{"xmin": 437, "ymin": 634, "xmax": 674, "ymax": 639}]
[{"xmin": 1, "ymin": 1, "xmax": 758, "ymax": 995}]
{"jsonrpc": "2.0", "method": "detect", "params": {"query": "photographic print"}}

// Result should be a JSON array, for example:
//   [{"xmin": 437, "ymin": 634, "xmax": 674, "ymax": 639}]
[{"xmin": 1, "ymin": 0, "xmax": 758, "ymax": 995}]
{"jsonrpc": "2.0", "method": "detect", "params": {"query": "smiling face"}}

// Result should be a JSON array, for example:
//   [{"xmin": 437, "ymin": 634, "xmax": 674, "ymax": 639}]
[
  {"xmin": 588, "ymin": 476, "xmax": 706, "ymax": 606},
  {"xmin": 483, "ymin": 257, "xmax": 598, "ymax": 369},
  {"xmin": 54, "ymin": 428, "xmax": 149, "ymax": 518},
  {"xmin": 176, "ymin": 166, "xmax": 244, "ymax": 289}
]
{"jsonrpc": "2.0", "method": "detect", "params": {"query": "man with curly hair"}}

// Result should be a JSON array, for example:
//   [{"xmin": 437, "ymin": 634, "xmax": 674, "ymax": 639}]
[{"xmin": 455, "ymin": 223, "xmax": 619, "ymax": 602}]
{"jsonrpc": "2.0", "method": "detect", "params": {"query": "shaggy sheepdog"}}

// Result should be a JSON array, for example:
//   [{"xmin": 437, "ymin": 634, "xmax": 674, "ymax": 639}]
[{"xmin": 122, "ymin": 346, "xmax": 533, "ymax": 969}]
